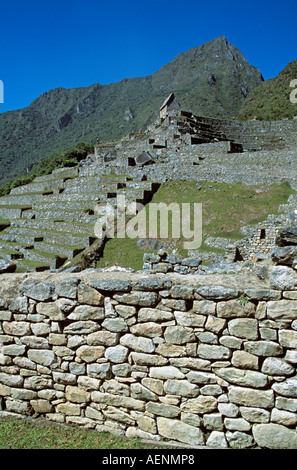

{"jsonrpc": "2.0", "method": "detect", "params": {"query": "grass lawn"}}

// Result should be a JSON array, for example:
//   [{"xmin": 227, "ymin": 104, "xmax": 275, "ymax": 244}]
[
  {"xmin": 0, "ymin": 415, "xmax": 162, "ymax": 450},
  {"xmin": 97, "ymin": 180, "xmax": 295, "ymax": 270}
]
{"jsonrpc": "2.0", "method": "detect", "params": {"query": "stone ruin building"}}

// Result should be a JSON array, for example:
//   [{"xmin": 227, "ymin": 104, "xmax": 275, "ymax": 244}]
[{"xmin": 159, "ymin": 92, "xmax": 181, "ymax": 118}]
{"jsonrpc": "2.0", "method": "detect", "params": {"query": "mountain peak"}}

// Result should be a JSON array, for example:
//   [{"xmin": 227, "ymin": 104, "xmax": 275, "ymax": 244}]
[
  {"xmin": 194, "ymin": 35, "xmax": 247, "ymax": 63},
  {"xmin": 211, "ymin": 34, "xmax": 228, "ymax": 43},
  {"xmin": 0, "ymin": 36, "xmax": 265, "ymax": 186},
  {"xmin": 152, "ymin": 36, "xmax": 263, "ymax": 92}
]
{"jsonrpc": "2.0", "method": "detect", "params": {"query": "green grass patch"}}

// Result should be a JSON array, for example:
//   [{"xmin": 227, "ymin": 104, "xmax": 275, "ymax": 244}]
[
  {"xmin": 15, "ymin": 266, "xmax": 28, "ymax": 273},
  {"xmin": 97, "ymin": 180, "xmax": 296, "ymax": 270},
  {"xmin": 97, "ymin": 235, "xmax": 144, "ymax": 271},
  {"xmin": 0, "ymin": 247, "xmax": 22, "ymax": 255},
  {"xmin": 147, "ymin": 180, "xmax": 295, "ymax": 239},
  {"xmin": 0, "ymin": 415, "xmax": 159, "ymax": 449},
  {"xmin": 17, "ymin": 259, "xmax": 50, "ymax": 268}
]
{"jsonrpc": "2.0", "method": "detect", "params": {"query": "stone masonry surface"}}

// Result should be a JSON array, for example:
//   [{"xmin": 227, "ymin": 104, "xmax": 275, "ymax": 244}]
[{"xmin": 1, "ymin": 260, "xmax": 297, "ymax": 449}]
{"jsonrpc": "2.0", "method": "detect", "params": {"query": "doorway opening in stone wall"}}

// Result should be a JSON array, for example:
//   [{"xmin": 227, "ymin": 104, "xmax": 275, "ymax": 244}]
[{"xmin": 260, "ymin": 228, "xmax": 266, "ymax": 240}]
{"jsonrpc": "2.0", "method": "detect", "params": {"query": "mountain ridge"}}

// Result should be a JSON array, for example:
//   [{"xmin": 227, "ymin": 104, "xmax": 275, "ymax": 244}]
[
  {"xmin": 0, "ymin": 35, "xmax": 264, "ymax": 185},
  {"xmin": 238, "ymin": 59, "xmax": 297, "ymax": 120}
]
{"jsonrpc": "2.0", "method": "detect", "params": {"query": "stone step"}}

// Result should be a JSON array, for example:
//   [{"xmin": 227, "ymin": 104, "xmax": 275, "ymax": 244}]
[
  {"xmin": 64, "ymin": 177, "xmax": 119, "ymax": 192},
  {"xmin": 44, "ymin": 188, "xmax": 144, "ymax": 204},
  {"xmin": 0, "ymin": 232, "xmax": 43, "ymax": 245},
  {"xmin": 0, "ymin": 237, "xmax": 34, "ymax": 252},
  {"xmin": 0, "ymin": 246, "xmax": 24, "ymax": 261},
  {"xmin": 3, "ymin": 227, "xmax": 95, "ymax": 247},
  {"xmin": 9, "ymin": 179, "xmax": 66, "ymax": 195},
  {"xmin": 33, "ymin": 241, "xmax": 85, "ymax": 259},
  {"xmin": 63, "ymin": 181, "xmax": 105, "ymax": 193},
  {"xmin": 117, "ymin": 188, "xmax": 146, "ymax": 197},
  {"xmin": 21, "ymin": 209, "xmax": 99, "ymax": 224},
  {"xmin": 52, "ymin": 166, "xmax": 79, "ymax": 177},
  {"xmin": 34, "ymin": 167, "xmax": 79, "ymax": 182},
  {"xmin": 99, "ymin": 175, "xmax": 128, "ymax": 183},
  {"xmin": 32, "ymin": 200, "xmax": 99, "ymax": 211},
  {"xmin": 221, "ymin": 130, "xmax": 297, "ymax": 151},
  {"xmin": 0, "ymin": 193, "xmax": 45, "ymax": 206},
  {"xmin": 0, "ymin": 206, "xmax": 32, "ymax": 219},
  {"xmin": 10, "ymin": 218, "xmax": 95, "ymax": 235},
  {"xmin": 21, "ymin": 248, "xmax": 67, "ymax": 269},
  {"xmin": 36, "ymin": 192, "xmax": 101, "ymax": 204},
  {"xmin": 42, "ymin": 231, "xmax": 95, "ymax": 247},
  {"xmin": 99, "ymin": 189, "xmax": 150, "ymax": 204},
  {"xmin": 16, "ymin": 258, "xmax": 51, "ymax": 272},
  {"xmin": 126, "ymin": 181, "xmax": 157, "ymax": 191}
]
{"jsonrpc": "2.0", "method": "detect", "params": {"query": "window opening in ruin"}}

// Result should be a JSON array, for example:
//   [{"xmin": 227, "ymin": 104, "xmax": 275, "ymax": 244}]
[
  {"xmin": 234, "ymin": 247, "xmax": 244, "ymax": 262},
  {"xmin": 260, "ymin": 229, "xmax": 266, "ymax": 240}
]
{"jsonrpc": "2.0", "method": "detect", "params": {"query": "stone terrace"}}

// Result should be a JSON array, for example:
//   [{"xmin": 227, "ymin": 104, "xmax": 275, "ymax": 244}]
[
  {"xmin": 99, "ymin": 112, "xmax": 297, "ymax": 187},
  {"xmin": 0, "ymin": 167, "xmax": 159, "ymax": 271}
]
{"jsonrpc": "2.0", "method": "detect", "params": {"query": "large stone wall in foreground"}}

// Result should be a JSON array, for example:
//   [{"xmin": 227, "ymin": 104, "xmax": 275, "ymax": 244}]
[{"xmin": 1, "ymin": 270, "xmax": 297, "ymax": 449}]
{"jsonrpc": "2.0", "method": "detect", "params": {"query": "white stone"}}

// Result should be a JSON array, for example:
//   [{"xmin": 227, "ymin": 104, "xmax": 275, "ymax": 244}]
[
  {"xmin": 120, "ymin": 333, "xmax": 155, "ymax": 353},
  {"xmin": 105, "ymin": 345, "xmax": 129, "ymax": 363},
  {"xmin": 206, "ymin": 431, "xmax": 228, "ymax": 448},
  {"xmin": 157, "ymin": 417, "xmax": 205, "ymax": 446},
  {"xmin": 270, "ymin": 266, "xmax": 297, "ymax": 291},
  {"xmin": 149, "ymin": 366, "xmax": 185, "ymax": 380},
  {"xmin": 252, "ymin": 423, "xmax": 297, "ymax": 449}
]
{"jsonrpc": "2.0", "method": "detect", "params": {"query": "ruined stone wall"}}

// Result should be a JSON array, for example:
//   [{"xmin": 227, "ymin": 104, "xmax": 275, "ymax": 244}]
[
  {"xmin": 194, "ymin": 117, "xmax": 297, "ymax": 151},
  {"xmin": 226, "ymin": 213, "xmax": 297, "ymax": 263},
  {"xmin": 95, "ymin": 114, "xmax": 297, "ymax": 188},
  {"xmin": 226, "ymin": 220, "xmax": 284, "ymax": 262},
  {"xmin": 1, "ymin": 269, "xmax": 297, "ymax": 449}
]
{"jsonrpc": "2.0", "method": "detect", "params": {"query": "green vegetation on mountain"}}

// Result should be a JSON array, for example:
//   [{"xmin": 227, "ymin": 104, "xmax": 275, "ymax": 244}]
[
  {"xmin": 0, "ymin": 142, "xmax": 93, "ymax": 197},
  {"xmin": 238, "ymin": 60, "xmax": 297, "ymax": 121},
  {"xmin": 0, "ymin": 36, "xmax": 263, "ymax": 186}
]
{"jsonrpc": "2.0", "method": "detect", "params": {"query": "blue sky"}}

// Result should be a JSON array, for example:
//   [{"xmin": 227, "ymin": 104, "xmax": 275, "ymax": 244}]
[{"xmin": 0, "ymin": 0, "xmax": 296, "ymax": 113}]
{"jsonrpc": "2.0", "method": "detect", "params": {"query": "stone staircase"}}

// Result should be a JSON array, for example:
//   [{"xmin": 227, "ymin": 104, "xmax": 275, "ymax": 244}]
[
  {"xmin": 169, "ymin": 111, "xmax": 231, "ymax": 145},
  {"xmin": 0, "ymin": 166, "xmax": 159, "ymax": 271},
  {"xmin": 207, "ymin": 118, "xmax": 297, "ymax": 151},
  {"xmin": 154, "ymin": 111, "xmax": 297, "ymax": 152}
]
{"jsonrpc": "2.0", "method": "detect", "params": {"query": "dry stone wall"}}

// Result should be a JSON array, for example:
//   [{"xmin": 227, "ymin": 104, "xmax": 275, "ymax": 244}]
[{"xmin": 1, "ymin": 267, "xmax": 297, "ymax": 449}]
